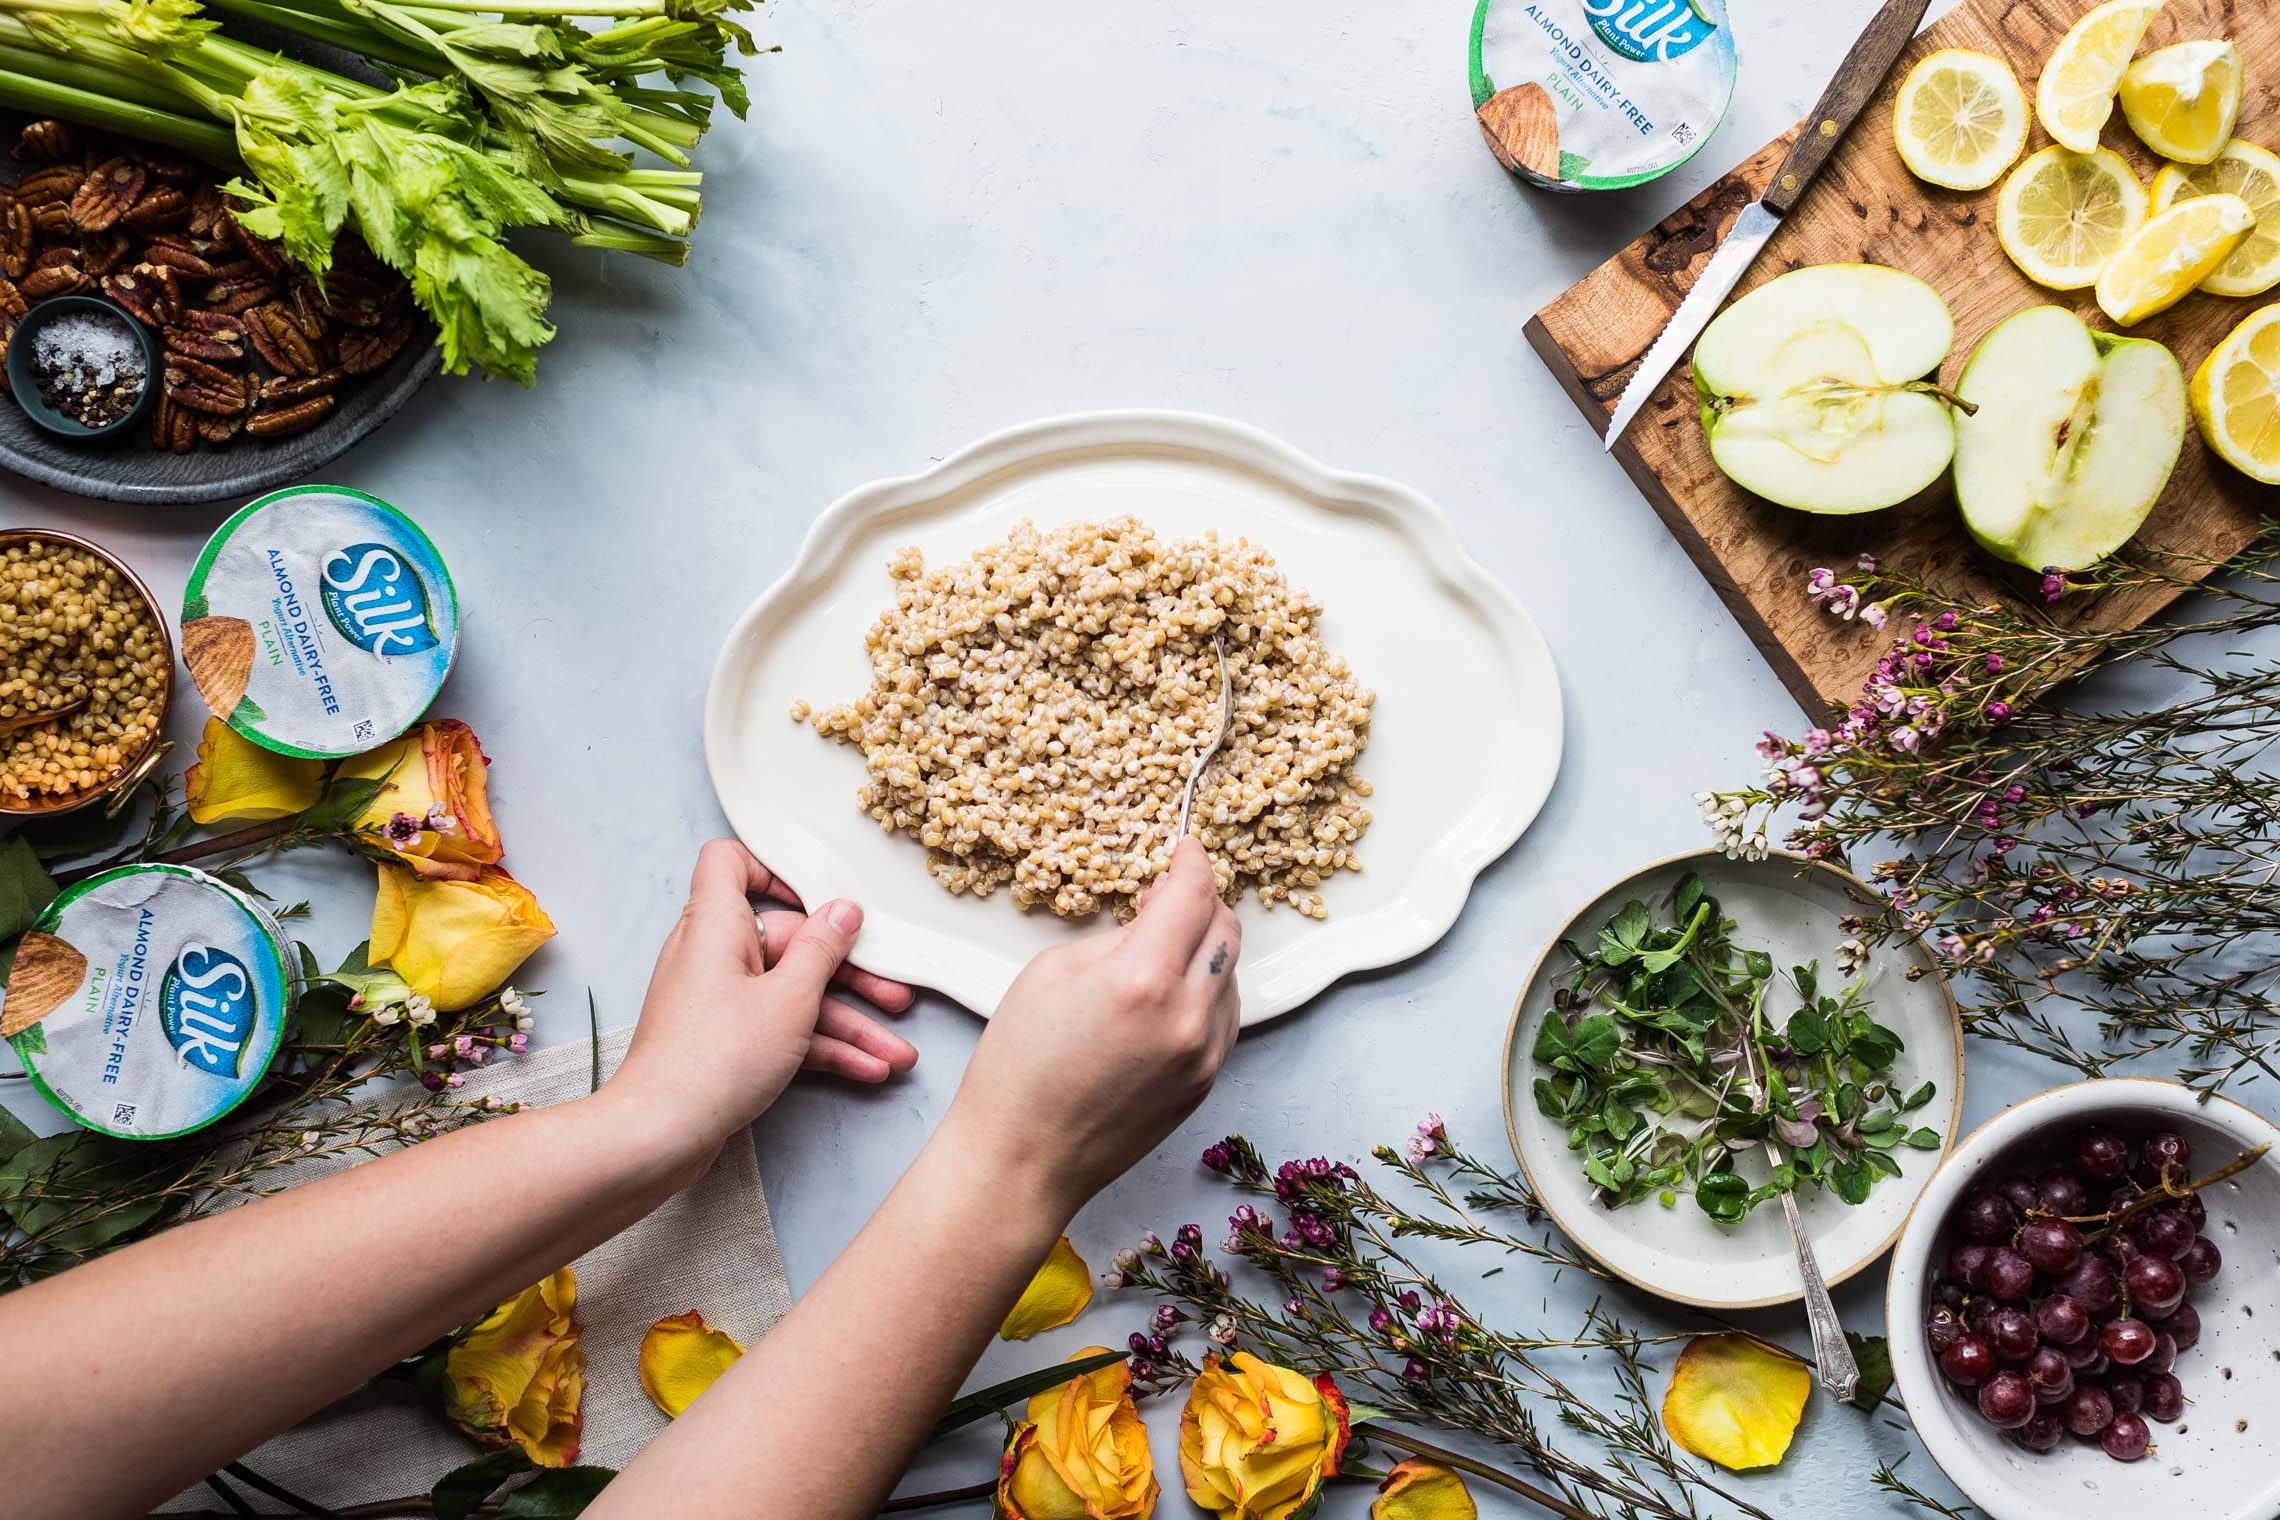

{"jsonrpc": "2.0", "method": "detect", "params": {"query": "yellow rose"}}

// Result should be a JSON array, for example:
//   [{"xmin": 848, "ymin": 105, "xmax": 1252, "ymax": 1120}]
[
  {"xmin": 442, "ymin": 1269, "xmax": 585, "ymax": 1468},
  {"xmin": 336, "ymin": 719, "xmax": 502, "ymax": 881},
  {"xmin": 371, "ymin": 864, "xmax": 556, "ymax": 1011},
  {"xmin": 1179, "ymin": 1352, "xmax": 1350, "ymax": 1520},
  {"xmin": 1371, "ymin": 1460, "xmax": 1476, "ymax": 1520},
  {"xmin": 996, "ymin": 1349, "xmax": 1158, "ymax": 1520},
  {"xmin": 183, "ymin": 717, "xmax": 325, "ymax": 824}
]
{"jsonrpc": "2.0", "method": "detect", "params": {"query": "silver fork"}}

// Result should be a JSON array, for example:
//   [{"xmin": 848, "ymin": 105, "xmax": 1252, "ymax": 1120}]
[{"xmin": 1173, "ymin": 634, "xmax": 1232, "ymax": 842}]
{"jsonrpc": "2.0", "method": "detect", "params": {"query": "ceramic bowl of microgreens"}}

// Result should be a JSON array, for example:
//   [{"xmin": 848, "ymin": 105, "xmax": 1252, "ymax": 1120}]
[
  {"xmin": 1887, "ymin": 1078, "xmax": 2280, "ymax": 1520},
  {"xmin": 1501, "ymin": 847, "xmax": 1964, "ymax": 1310}
]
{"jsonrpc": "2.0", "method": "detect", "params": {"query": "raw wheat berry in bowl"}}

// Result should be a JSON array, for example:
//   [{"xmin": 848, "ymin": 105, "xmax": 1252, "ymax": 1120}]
[
  {"xmin": 801, "ymin": 516, "xmax": 1375, "ymax": 920},
  {"xmin": 1887, "ymin": 1078, "xmax": 2280, "ymax": 1520}
]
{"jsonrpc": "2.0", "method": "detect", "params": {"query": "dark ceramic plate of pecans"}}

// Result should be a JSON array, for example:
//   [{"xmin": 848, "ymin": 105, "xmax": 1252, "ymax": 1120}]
[{"xmin": 0, "ymin": 113, "xmax": 439, "ymax": 506}]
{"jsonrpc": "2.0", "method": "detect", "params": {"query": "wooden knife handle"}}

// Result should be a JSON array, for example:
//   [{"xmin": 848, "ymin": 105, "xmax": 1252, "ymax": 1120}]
[{"xmin": 1760, "ymin": 0, "xmax": 1935, "ymax": 218}]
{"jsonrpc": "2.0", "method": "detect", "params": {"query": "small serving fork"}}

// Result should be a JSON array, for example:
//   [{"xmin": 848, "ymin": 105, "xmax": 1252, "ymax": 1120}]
[{"xmin": 1173, "ymin": 635, "xmax": 1232, "ymax": 842}]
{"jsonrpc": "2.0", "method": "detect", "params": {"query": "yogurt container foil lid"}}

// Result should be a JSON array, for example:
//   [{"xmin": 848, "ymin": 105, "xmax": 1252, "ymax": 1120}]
[
  {"xmin": 3, "ymin": 864, "xmax": 295, "ymax": 1140},
  {"xmin": 1471, "ymin": 0, "xmax": 1737, "ymax": 192},
  {"xmin": 183, "ymin": 485, "xmax": 460, "ymax": 759}
]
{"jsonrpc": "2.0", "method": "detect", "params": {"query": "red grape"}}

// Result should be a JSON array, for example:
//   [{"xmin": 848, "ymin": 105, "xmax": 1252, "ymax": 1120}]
[
  {"xmin": 1926, "ymin": 1302, "xmax": 1965, "ymax": 1354},
  {"xmin": 2019, "ymin": 1217, "xmax": 2084, "ymax": 1274},
  {"xmin": 2177, "ymin": 1191, "xmax": 2207, "ymax": 1230},
  {"xmin": 2036, "ymin": 1294, "xmax": 2089, "ymax": 1347},
  {"xmin": 2062, "ymin": 1383, "xmax": 2114, "ymax": 1437},
  {"xmin": 1934, "ymin": 1279, "xmax": 1966, "ymax": 1308},
  {"xmin": 1958, "ymin": 1189, "xmax": 2017, "ymax": 1245},
  {"xmin": 1988, "ymin": 1306, "xmax": 2039, "ymax": 1362},
  {"xmin": 2053, "ymin": 1254, "xmax": 2122, "ymax": 1316},
  {"xmin": 2106, "ymin": 1372, "xmax": 2145, "ymax": 1414},
  {"xmin": 2012, "ymin": 1411, "xmax": 2065, "ymax": 1452},
  {"xmin": 1948, "ymin": 1243, "xmax": 1992, "ymax": 1288},
  {"xmin": 2165, "ymin": 1302, "xmax": 2201, "ymax": 1351},
  {"xmin": 2134, "ymin": 1208, "xmax": 2195, "ymax": 1259},
  {"xmin": 2025, "ymin": 1346, "xmax": 2073, "ymax": 1404},
  {"xmin": 2142, "ymin": 1372, "xmax": 2184, "ymax": 1423},
  {"xmin": 2064, "ymin": 1342, "xmax": 2109, "ymax": 1376},
  {"xmin": 2077, "ymin": 1129, "xmax": 2130, "ymax": 1180},
  {"xmin": 1941, "ymin": 1335, "xmax": 1996, "ymax": 1388},
  {"xmin": 2141, "ymin": 1330, "xmax": 2176, "ymax": 1376},
  {"xmin": 1978, "ymin": 1370, "xmax": 2035, "ymax": 1429},
  {"xmin": 2178, "ymin": 1236, "xmax": 2222, "ymax": 1283},
  {"xmin": 2139, "ymin": 1130, "xmax": 2190, "ymax": 1181},
  {"xmin": 2101, "ymin": 1410, "xmax": 2150, "ymax": 1461},
  {"xmin": 1981, "ymin": 1247, "xmax": 2036, "ymax": 1301},
  {"xmin": 2126, "ymin": 1252, "xmax": 2186, "ymax": 1315},
  {"xmin": 2038, "ymin": 1167, "xmax": 2091, "ymax": 1216},
  {"xmin": 1996, "ymin": 1173, "xmax": 2042, "ymax": 1214},
  {"xmin": 2103, "ymin": 1318, "xmax": 2157, "ymax": 1365}
]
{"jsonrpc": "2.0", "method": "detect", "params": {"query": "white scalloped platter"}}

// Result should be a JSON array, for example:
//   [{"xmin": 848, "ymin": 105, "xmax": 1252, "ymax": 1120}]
[{"xmin": 704, "ymin": 411, "xmax": 1564, "ymax": 1024}]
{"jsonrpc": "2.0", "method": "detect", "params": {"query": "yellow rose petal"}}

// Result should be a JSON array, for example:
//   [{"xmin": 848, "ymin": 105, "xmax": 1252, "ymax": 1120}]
[
  {"xmin": 1372, "ymin": 1459, "xmax": 1477, "ymax": 1520},
  {"xmin": 638, "ymin": 1311, "xmax": 746, "ymax": 1420},
  {"xmin": 184, "ymin": 717, "xmax": 326, "ymax": 824},
  {"xmin": 1000, "ymin": 1235, "xmax": 1095, "ymax": 1341},
  {"xmin": 1661, "ymin": 1334, "xmax": 1812, "ymax": 1472}
]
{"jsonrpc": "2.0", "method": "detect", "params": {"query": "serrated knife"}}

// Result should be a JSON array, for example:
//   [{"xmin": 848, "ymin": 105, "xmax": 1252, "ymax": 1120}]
[{"xmin": 1601, "ymin": 0, "xmax": 1935, "ymax": 451}]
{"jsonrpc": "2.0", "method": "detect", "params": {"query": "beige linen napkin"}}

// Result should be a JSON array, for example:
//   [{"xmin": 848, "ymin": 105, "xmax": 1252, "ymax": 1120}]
[{"xmin": 158, "ymin": 1028, "xmax": 792, "ymax": 1514}]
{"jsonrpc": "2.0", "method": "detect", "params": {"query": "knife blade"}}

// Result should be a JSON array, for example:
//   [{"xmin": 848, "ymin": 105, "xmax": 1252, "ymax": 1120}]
[{"xmin": 1601, "ymin": 0, "xmax": 1935, "ymax": 451}]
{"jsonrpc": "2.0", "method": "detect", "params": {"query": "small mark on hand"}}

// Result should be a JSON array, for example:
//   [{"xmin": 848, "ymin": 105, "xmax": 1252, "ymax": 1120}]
[{"xmin": 1208, "ymin": 943, "xmax": 1230, "ymax": 975}]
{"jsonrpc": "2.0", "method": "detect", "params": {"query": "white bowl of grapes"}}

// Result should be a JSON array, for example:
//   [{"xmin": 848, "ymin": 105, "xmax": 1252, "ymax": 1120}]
[{"xmin": 1887, "ymin": 1078, "xmax": 2280, "ymax": 1520}]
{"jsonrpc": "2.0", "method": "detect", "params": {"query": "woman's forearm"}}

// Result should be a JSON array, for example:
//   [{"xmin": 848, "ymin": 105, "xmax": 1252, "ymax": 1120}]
[
  {"xmin": 591, "ymin": 1109, "xmax": 1076, "ymax": 1520},
  {"xmin": 0, "ymin": 1087, "xmax": 705, "ymax": 1519}
]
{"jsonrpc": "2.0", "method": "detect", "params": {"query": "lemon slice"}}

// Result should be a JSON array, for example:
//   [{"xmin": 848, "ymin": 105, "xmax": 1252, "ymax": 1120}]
[
  {"xmin": 2153, "ymin": 140, "xmax": 2280, "ymax": 296},
  {"xmin": 2192, "ymin": 303, "xmax": 2280, "ymax": 482},
  {"xmin": 2036, "ymin": 0, "xmax": 2164, "ymax": 153},
  {"xmin": 1997, "ymin": 145, "xmax": 2148, "ymax": 289},
  {"xmin": 2120, "ymin": 40, "xmax": 2242, "ymax": 164},
  {"xmin": 1893, "ymin": 49, "xmax": 2029, "ymax": 190},
  {"xmin": 2095, "ymin": 192, "xmax": 2256, "ymax": 323}
]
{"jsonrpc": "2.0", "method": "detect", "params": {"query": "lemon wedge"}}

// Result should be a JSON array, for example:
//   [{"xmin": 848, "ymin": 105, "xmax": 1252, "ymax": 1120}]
[
  {"xmin": 2036, "ymin": 0, "xmax": 2164, "ymax": 153},
  {"xmin": 2095, "ymin": 192, "xmax": 2256, "ymax": 323},
  {"xmin": 1894, "ymin": 49, "xmax": 2029, "ymax": 190},
  {"xmin": 2153, "ymin": 140, "xmax": 2280, "ymax": 296},
  {"xmin": 2120, "ymin": 40, "xmax": 2242, "ymax": 164},
  {"xmin": 1997, "ymin": 145, "xmax": 2148, "ymax": 289},
  {"xmin": 2191, "ymin": 303, "xmax": 2280, "ymax": 482}
]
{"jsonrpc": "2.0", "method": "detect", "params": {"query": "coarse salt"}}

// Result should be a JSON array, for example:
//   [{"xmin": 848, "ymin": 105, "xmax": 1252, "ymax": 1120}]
[{"xmin": 32, "ymin": 310, "xmax": 146, "ymax": 388}]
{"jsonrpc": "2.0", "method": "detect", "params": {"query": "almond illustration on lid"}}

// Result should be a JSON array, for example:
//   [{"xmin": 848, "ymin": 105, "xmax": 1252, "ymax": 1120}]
[
  {"xmin": 0, "ymin": 931, "xmax": 88, "ymax": 1038},
  {"xmin": 1477, "ymin": 82, "xmax": 1561, "ymax": 181},
  {"xmin": 181, "ymin": 614, "xmax": 256, "ymax": 721}
]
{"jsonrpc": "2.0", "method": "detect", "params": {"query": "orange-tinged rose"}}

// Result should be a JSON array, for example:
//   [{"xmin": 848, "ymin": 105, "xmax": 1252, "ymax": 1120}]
[
  {"xmin": 1371, "ymin": 1460, "xmax": 1476, "ymax": 1520},
  {"xmin": 639, "ymin": 1311, "xmax": 746, "ymax": 1419},
  {"xmin": 1178, "ymin": 1352, "xmax": 1349, "ymax": 1520},
  {"xmin": 370, "ymin": 863, "xmax": 556, "ymax": 1011},
  {"xmin": 1000, "ymin": 1236, "xmax": 1095, "ymax": 1341},
  {"xmin": 338, "ymin": 720, "xmax": 501, "ymax": 881},
  {"xmin": 996, "ymin": 1348, "xmax": 1157, "ymax": 1520},
  {"xmin": 1660, "ymin": 1334, "xmax": 1811, "ymax": 1471},
  {"xmin": 183, "ymin": 717, "xmax": 325, "ymax": 824},
  {"xmin": 442, "ymin": 1269, "xmax": 585, "ymax": 1468}
]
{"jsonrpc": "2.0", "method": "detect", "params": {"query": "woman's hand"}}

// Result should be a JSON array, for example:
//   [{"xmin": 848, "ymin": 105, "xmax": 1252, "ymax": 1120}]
[
  {"xmin": 607, "ymin": 840, "xmax": 918, "ymax": 1178},
  {"xmin": 942, "ymin": 838, "xmax": 1242, "ymax": 1215}
]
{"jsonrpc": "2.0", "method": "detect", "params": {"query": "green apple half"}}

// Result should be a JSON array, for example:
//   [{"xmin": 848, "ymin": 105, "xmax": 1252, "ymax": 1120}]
[
  {"xmin": 1693, "ymin": 264, "xmax": 1958, "ymax": 514},
  {"xmin": 1953, "ymin": 306, "xmax": 2185, "ymax": 572}
]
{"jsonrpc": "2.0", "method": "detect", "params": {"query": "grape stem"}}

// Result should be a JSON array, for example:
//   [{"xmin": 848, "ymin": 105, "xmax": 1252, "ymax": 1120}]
[{"xmin": 2068, "ymin": 1143, "xmax": 2271, "ymax": 1242}]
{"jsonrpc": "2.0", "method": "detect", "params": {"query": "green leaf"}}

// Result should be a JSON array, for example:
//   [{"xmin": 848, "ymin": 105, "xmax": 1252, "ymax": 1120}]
[
  {"xmin": 0, "ymin": 1133, "xmax": 167, "ymax": 1250},
  {"xmin": 1901, "ymin": 1127, "xmax": 1944, "ymax": 1150},
  {"xmin": 433, "ymin": 1450, "xmax": 532, "ymax": 1520},
  {"xmin": 1845, "ymin": 1332, "xmax": 1895, "ymax": 1411},
  {"xmin": 1695, "ymin": 1170, "xmax": 1751, "ymax": 1223},
  {"xmin": 499, "ymin": 1467, "xmax": 617, "ymax": 1517},
  {"xmin": 1900, "ymin": 1081, "xmax": 1937, "ymax": 1112},
  {"xmin": 0, "ymin": 835, "xmax": 60, "ymax": 942},
  {"xmin": 1829, "ymin": 1157, "xmax": 1873, "ymax": 1206},
  {"xmin": 1532, "ymin": 1016, "xmax": 1567, "ymax": 1064},
  {"xmin": 299, "ymin": 775, "xmax": 390, "ymax": 834},
  {"xmin": 0, "ymin": 1102, "xmax": 37, "ymax": 1166},
  {"xmin": 931, "ymin": 1348, "xmax": 1125, "ymax": 1440},
  {"xmin": 19, "ymin": 802, "xmax": 138, "ymax": 865},
  {"xmin": 1674, "ymin": 873, "xmax": 1706, "ymax": 924},
  {"xmin": 292, "ymin": 982, "xmax": 360, "ymax": 1049},
  {"xmin": 1565, "ymin": 1014, "xmax": 1620, "ymax": 1069}
]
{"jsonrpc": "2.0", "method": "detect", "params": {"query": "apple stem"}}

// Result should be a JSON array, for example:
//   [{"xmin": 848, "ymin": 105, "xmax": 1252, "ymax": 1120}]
[{"xmin": 1904, "ymin": 380, "xmax": 1978, "ymax": 416}]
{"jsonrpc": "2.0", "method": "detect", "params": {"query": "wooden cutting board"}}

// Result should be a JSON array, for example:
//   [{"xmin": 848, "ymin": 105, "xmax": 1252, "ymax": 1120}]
[{"xmin": 1526, "ymin": 0, "xmax": 2272, "ymax": 717}]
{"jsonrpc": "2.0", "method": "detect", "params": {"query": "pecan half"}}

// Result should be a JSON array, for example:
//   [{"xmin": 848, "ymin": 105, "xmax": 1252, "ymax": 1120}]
[
  {"xmin": 20, "ymin": 260, "xmax": 89, "ymax": 300},
  {"xmin": 0, "ymin": 201, "xmax": 30, "ymax": 279},
  {"xmin": 185, "ymin": 185, "xmax": 227, "ymax": 241},
  {"xmin": 337, "ymin": 315, "xmax": 416, "ymax": 376},
  {"xmin": 12, "ymin": 120, "xmax": 77, "ymax": 164},
  {"xmin": 321, "ymin": 268, "xmax": 393, "ymax": 328},
  {"xmin": 0, "ymin": 276, "xmax": 27, "ymax": 328},
  {"xmin": 141, "ymin": 240, "xmax": 216, "ymax": 281},
  {"xmin": 101, "ymin": 264, "xmax": 183, "ymax": 327},
  {"xmin": 196, "ymin": 410, "xmax": 245, "ymax": 445},
  {"xmin": 203, "ymin": 272, "xmax": 279, "ymax": 314},
  {"xmin": 152, "ymin": 393, "xmax": 196, "ymax": 453},
  {"xmin": 164, "ymin": 309, "xmax": 247, "ymax": 363},
  {"xmin": 227, "ymin": 216, "xmax": 286, "ymax": 275},
  {"xmin": 15, "ymin": 164, "xmax": 82, "ymax": 207},
  {"xmin": 246, "ymin": 303, "xmax": 323, "ymax": 374},
  {"xmin": 70, "ymin": 157, "xmax": 144, "ymax": 232},
  {"xmin": 79, "ymin": 229, "xmax": 135, "ymax": 277},
  {"xmin": 247, "ymin": 394, "xmax": 335, "ymax": 437},
  {"xmin": 29, "ymin": 202, "xmax": 72, "ymax": 237},
  {"xmin": 138, "ymin": 151, "xmax": 198, "ymax": 185},
  {"xmin": 260, "ymin": 369, "xmax": 341, "ymax": 405},
  {"xmin": 123, "ymin": 184, "xmax": 189, "ymax": 232},
  {"xmin": 164, "ymin": 354, "xmax": 250, "ymax": 416},
  {"xmin": 285, "ymin": 279, "xmax": 332, "ymax": 341}
]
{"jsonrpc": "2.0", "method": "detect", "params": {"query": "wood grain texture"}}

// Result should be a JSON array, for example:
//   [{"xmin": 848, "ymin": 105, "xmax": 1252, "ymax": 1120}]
[{"xmin": 1529, "ymin": 0, "xmax": 2274, "ymax": 717}]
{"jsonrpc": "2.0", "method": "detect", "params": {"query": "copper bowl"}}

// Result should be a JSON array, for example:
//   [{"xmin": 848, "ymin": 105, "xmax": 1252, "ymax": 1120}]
[{"xmin": 0, "ymin": 526, "xmax": 175, "ymax": 820}]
